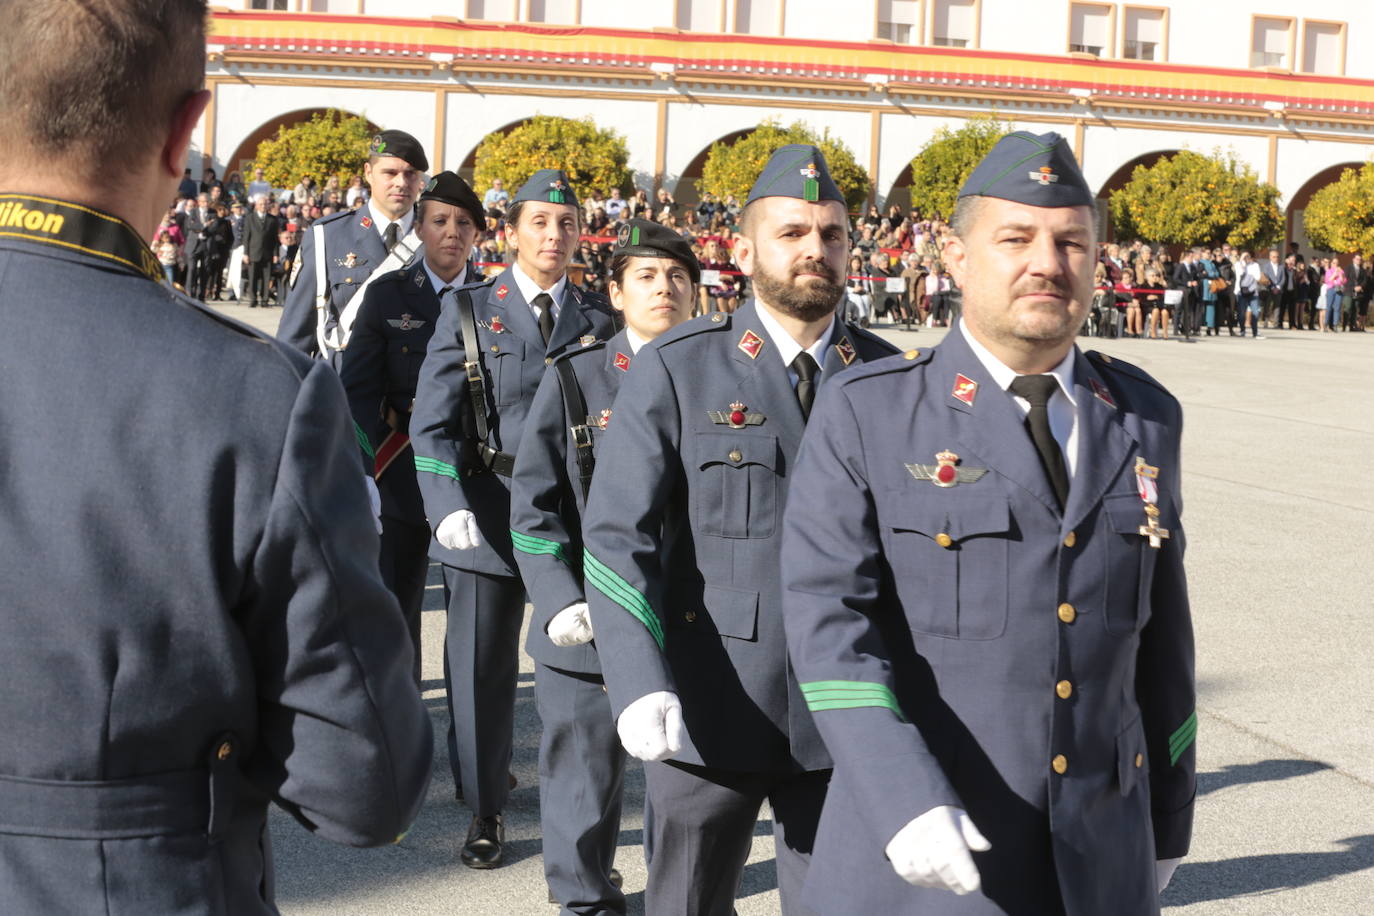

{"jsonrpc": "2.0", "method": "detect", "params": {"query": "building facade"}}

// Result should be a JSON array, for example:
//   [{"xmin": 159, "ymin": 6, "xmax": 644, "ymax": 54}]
[{"xmin": 201, "ymin": 1, "xmax": 1374, "ymax": 246}]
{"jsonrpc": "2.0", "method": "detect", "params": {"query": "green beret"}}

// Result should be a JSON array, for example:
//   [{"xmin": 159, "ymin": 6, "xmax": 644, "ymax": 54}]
[{"xmin": 613, "ymin": 219, "xmax": 701, "ymax": 284}]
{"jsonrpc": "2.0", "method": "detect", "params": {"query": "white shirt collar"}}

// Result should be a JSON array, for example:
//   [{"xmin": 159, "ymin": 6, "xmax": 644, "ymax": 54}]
[
  {"xmin": 958, "ymin": 320, "xmax": 1076, "ymax": 404},
  {"xmin": 422, "ymin": 260, "xmax": 466, "ymax": 297},
  {"xmin": 754, "ymin": 302, "xmax": 835, "ymax": 374},
  {"xmin": 366, "ymin": 200, "xmax": 413, "ymax": 243},
  {"xmin": 625, "ymin": 327, "xmax": 650, "ymax": 354},
  {"xmin": 510, "ymin": 262, "xmax": 567, "ymax": 318}
]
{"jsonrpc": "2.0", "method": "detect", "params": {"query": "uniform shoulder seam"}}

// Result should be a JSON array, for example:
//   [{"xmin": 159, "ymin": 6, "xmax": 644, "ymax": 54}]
[
  {"xmin": 836, "ymin": 347, "xmax": 932, "ymax": 386},
  {"xmin": 653, "ymin": 312, "xmax": 732, "ymax": 348},
  {"xmin": 1085, "ymin": 350, "xmax": 1175, "ymax": 399},
  {"xmin": 552, "ymin": 341, "xmax": 607, "ymax": 365}
]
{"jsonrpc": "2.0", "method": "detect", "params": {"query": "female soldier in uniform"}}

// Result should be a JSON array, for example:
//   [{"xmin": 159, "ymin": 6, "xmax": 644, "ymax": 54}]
[{"xmin": 509, "ymin": 219, "xmax": 697, "ymax": 915}]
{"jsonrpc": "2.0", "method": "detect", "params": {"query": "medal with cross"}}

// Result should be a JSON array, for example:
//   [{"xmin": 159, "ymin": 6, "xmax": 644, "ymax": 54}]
[{"xmin": 1134, "ymin": 457, "xmax": 1170, "ymax": 548}]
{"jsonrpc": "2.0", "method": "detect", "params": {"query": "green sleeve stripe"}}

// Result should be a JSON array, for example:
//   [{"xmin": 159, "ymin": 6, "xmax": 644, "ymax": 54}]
[
  {"xmin": 509, "ymin": 530, "xmax": 567, "ymax": 564},
  {"xmin": 1168, "ymin": 711, "xmax": 1198, "ymax": 765},
  {"xmin": 800, "ymin": 679, "xmax": 895, "ymax": 694},
  {"xmin": 799, "ymin": 680, "xmax": 906, "ymax": 720},
  {"xmin": 414, "ymin": 456, "xmax": 459, "ymax": 480},
  {"xmin": 806, "ymin": 697, "xmax": 907, "ymax": 717},
  {"xmin": 583, "ymin": 550, "xmax": 664, "ymax": 651},
  {"xmin": 353, "ymin": 422, "xmax": 376, "ymax": 459}
]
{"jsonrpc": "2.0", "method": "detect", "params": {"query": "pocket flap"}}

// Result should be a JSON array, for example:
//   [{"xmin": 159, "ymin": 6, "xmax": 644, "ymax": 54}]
[
  {"xmin": 701, "ymin": 584, "xmax": 759, "ymax": 640},
  {"xmin": 887, "ymin": 492, "xmax": 1011, "ymax": 541},
  {"xmin": 1105, "ymin": 491, "xmax": 1174, "ymax": 537},
  {"xmin": 1117, "ymin": 717, "xmax": 1147, "ymax": 796},
  {"xmin": 697, "ymin": 432, "xmax": 778, "ymax": 471}
]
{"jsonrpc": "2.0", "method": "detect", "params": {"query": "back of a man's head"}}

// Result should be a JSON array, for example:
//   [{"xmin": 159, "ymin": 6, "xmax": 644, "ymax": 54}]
[{"xmin": 0, "ymin": 0, "xmax": 206, "ymax": 171}]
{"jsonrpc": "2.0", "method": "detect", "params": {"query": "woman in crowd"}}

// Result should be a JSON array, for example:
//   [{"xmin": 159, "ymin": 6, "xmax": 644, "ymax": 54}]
[
  {"xmin": 1140, "ymin": 266, "xmax": 1168, "ymax": 339},
  {"xmin": 1091, "ymin": 262, "xmax": 1113, "ymax": 336},
  {"xmin": 698, "ymin": 238, "xmax": 738, "ymax": 315},
  {"xmin": 628, "ymin": 188, "xmax": 652, "ymax": 220},
  {"xmin": 1322, "ymin": 256, "xmax": 1346, "ymax": 331},
  {"xmin": 1294, "ymin": 256, "xmax": 1313, "ymax": 330},
  {"xmin": 1214, "ymin": 246, "xmax": 1238, "ymax": 336},
  {"xmin": 844, "ymin": 253, "xmax": 871, "ymax": 327},
  {"xmin": 345, "ymin": 174, "xmax": 367, "ymax": 208},
  {"xmin": 203, "ymin": 203, "xmax": 234, "ymax": 301},
  {"xmin": 1119, "ymin": 267, "xmax": 1142, "ymax": 338},
  {"xmin": 224, "ymin": 170, "xmax": 246, "ymax": 204},
  {"xmin": 1197, "ymin": 249, "xmax": 1221, "ymax": 336},
  {"xmin": 155, "ymin": 229, "xmax": 180, "ymax": 287}
]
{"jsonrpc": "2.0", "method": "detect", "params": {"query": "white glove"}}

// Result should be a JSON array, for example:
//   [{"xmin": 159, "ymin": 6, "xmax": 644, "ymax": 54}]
[
  {"xmin": 364, "ymin": 475, "xmax": 382, "ymax": 534},
  {"xmin": 1156, "ymin": 857, "xmax": 1181, "ymax": 893},
  {"xmin": 616, "ymin": 691, "xmax": 684, "ymax": 762},
  {"xmin": 436, "ymin": 509, "xmax": 482, "ymax": 551},
  {"xmin": 885, "ymin": 805, "xmax": 991, "ymax": 895},
  {"xmin": 547, "ymin": 601, "xmax": 594, "ymax": 646}
]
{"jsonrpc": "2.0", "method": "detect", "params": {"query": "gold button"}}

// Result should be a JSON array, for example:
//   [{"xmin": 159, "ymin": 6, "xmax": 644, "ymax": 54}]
[
  {"xmin": 1052, "ymin": 754, "xmax": 1068, "ymax": 774},
  {"xmin": 1057, "ymin": 602, "xmax": 1076, "ymax": 624},
  {"xmin": 728, "ymin": 449, "xmax": 743, "ymax": 463},
  {"xmin": 1056, "ymin": 680, "xmax": 1073, "ymax": 699},
  {"xmin": 545, "ymin": 357, "xmax": 554, "ymax": 365},
  {"xmin": 400, "ymin": 345, "xmax": 409, "ymax": 354},
  {"xmin": 1135, "ymin": 752, "xmax": 1144, "ymax": 768},
  {"xmin": 1101, "ymin": 354, "xmax": 1113, "ymax": 364},
  {"xmin": 711, "ymin": 313, "xmax": 724, "ymax": 323},
  {"xmin": 490, "ymin": 345, "xmax": 499, "ymax": 352},
  {"xmin": 1063, "ymin": 531, "xmax": 1076, "ymax": 548},
  {"xmin": 934, "ymin": 532, "xmax": 953, "ymax": 548},
  {"xmin": 684, "ymin": 610, "xmax": 696, "ymax": 623},
  {"xmin": 903, "ymin": 348, "xmax": 921, "ymax": 360},
  {"xmin": 216, "ymin": 741, "xmax": 234, "ymax": 761}
]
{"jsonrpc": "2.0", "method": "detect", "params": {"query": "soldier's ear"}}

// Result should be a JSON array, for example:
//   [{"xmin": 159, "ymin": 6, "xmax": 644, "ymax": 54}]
[
  {"xmin": 944, "ymin": 235, "xmax": 968, "ymax": 288},
  {"xmin": 160, "ymin": 89, "xmax": 211, "ymax": 180},
  {"xmin": 733, "ymin": 234, "xmax": 755, "ymax": 276}
]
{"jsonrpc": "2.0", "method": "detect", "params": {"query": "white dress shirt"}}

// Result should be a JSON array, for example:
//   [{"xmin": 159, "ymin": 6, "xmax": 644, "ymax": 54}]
[
  {"xmin": 959, "ymin": 322, "xmax": 1079, "ymax": 479},
  {"xmin": 422, "ymin": 261, "xmax": 467, "ymax": 298},
  {"xmin": 510, "ymin": 263, "xmax": 566, "ymax": 324},
  {"xmin": 625, "ymin": 327, "xmax": 650, "ymax": 355},
  {"xmin": 366, "ymin": 200, "xmax": 414, "ymax": 248},
  {"xmin": 755, "ymin": 302, "xmax": 835, "ymax": 389}
]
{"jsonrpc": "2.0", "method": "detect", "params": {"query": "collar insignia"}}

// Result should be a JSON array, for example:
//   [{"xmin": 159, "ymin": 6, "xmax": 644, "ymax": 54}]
[
  {"xmin": 834, "ymin": 335, "xmax": 856, "ymax": 366},
  {"xmin": 613, "ymin": 351, "xmax": 631, "ymax": 372},
  {"xmin": 737, "ymin": 329, "xmax": 765, "ymax": 359},
  {"xmin": 360, "ymin": 216, "xmax": 372, "ymax": 229},
  {"xmin": 495, "ymin": 284, "xmax": 509, "ymax": 301},
  {"xmin": 951, "ymin": 374, "xmax": 978, "ymax": 406},
  {"xmin": 906, "ymin": 450, "xmax": 988, "ymax": 488},
  {"xmin": 1090, "ymin": 378, "xmax": 1116, "ymax": 408}
]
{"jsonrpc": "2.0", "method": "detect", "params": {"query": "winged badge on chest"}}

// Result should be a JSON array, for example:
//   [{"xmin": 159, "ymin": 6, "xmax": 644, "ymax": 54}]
[{"xmin": 906, "ymin": 450, "xmax": 988, "ymax": 488}]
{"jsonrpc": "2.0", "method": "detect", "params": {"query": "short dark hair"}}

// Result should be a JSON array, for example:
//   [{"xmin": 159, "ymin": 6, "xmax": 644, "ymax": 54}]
[{"xmin": 0, "ymin": 0, "xmax": 207, "ymax": 169}]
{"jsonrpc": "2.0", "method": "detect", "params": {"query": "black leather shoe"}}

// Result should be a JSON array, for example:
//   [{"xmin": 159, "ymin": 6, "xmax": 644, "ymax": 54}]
[
  {"xmin": 548, "ymin": 868, "xmax": 623, "ymax": 903},
  {"xmin": 461, "ymin": 814, "xmax": 504, "ymax": 869}
]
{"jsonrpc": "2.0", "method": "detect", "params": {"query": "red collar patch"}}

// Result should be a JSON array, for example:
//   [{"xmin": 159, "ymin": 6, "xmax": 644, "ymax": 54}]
[
  {"xmin": 834, "ymin": 335, "xmax": 856, "ymax": 366},
  {"xmin": 359, "ymin": 216, "xmax": 372, "ymax": 229},
  {"xmin": 495, "ymin": 284, "xmax": 509, "ymax": 301},
  {"xmin": 1091, "ymin": 378, "xmax": 1116, "ymax": 408},
  {"xmin": 614, "ymin": 351, "xmax": 631, "ymax": 372},
  {"xmin": 737, "ymin": 330, "xmax": 765, "ymax": 359},
  {"xmin": 951, "ymin": 374, "xmax": 979, "ymax": 406}
]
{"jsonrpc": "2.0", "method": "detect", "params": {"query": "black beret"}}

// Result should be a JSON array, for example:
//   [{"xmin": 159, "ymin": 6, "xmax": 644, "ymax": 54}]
[
  {"xmin": 613, "ymin": 218, "xmax": 701, "ymax": 284},
  {"xmin": 746, "ymin": 144, "xmax": 845, "ymax": 206},
  {"xmin": 958, "ymin": 131, "xmax": 1094, "ymax": 208},
  {"xmin": 419, "ymin": 171, "xmax": 485, "ymax": 227},
  {"xmin": 513, "ymin": 169, "xmax": 579, "ymax": 208},
  {"xmin": 368, "ymin": 130, "xmax": 428, "ymax": 172}
]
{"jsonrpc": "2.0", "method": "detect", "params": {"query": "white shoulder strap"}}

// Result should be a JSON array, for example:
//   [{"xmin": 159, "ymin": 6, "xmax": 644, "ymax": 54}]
[
  {"xmin": 320, "ymin": 229, "xmax": 423, "ymax": 355},
  {"xmin": 312, "ymin": 222, "xmax": 331, "ymax": 357}
]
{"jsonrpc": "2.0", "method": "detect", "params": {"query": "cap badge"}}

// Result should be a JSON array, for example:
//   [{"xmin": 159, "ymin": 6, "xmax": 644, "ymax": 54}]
[
  {"xmin": 1090, "ymin": 378, "xmax": 1116, "ymax": 408},
  {"xmin": 906, "ymin": 450, "xmax": 988, "ymax": 488},
  {"xmin": 617, "ymin": 223, "xmax": 631, "ymax": 246},
  {"xmin": 495, "ymin": 284, "xmax": 509, "ymax": 301},
  {"xmin": 834, "ymin": 335, "xmax": 856, "ymax": 366},
  {"xmin": 547, "ymin": 179, "xmax": 568, "ymax": 205},
  {"xmin": 1029, "ymin": 165, "xmax": 1060, "ymax": 186},
  {"xmin": 709, "ymin": 401, "xmax": 765, "ymax": 429},
  {"xmin": 951, "ymin": 374, "xmax": 979, "ymax": 405},
  {"xmin": 372, "ymin": 135, "xmax": 387, "ymax": 155},
  {"xmin": 424, "ymin": 177, "xmax": 438, "ymax": 193},
  {"xmin": 614, "ymin": 351, "xmax": 631, "ymax": 372},
  {"xmin": 800, "ymin": 163, "xmax": 820, "ymax": 202},
  {"xmin": 737, "ymin": 330, "xmax": 765, "ymax": 359}
]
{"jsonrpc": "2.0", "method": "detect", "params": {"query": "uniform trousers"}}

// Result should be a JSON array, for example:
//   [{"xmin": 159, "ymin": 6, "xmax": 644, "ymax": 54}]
[
  {"xmin": 378, "ymin": 515, "xmax": 431, "ymax": 687},
  {"xmin": 536, "ymin": 663, "xmax": 627, "ymax": 916},
  {"xmin": 642, "ymin": 761, "xmax": 829, "ymax": 916},
  {"xmin": 441, "ymin": 566, "xmax": 525, "ymax": 816}
]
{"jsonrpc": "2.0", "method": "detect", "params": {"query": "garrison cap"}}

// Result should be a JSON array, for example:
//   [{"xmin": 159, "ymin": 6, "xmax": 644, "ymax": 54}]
[
  {"xmin": 368, "ymin": 130, "xmax": 429, "ymax": 172},
  {"xmin": 958, "ymin": 131, "xmax": 1093, "ymax": 207},
  {"xmin": 513, "ymin": 169, "xmax": 580, "ymax": 208},
  {"xmin": 613, "ymin": 218, "xmax": 701, "ymax": 284},
  {"xmin": 419, "ymin": 171, "xmax": 485, "ymax": 227},
  {"xmin": 746, "ymin": 144, "xmax": 845, "ymax": 206}
]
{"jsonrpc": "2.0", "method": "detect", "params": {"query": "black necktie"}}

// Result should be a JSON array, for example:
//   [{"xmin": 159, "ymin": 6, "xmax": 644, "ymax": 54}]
[
  {"xmin": 791, "ymin": 352, "xmax": 820, "ymax": 422},
  {"xmin": 533, "ymin": 292, "xmax": 555, "ymax": 345},
  {"xmin": 383, "ymin": 222, "xmax": 399, "ymax": 253},
  {"xmin": 437, "ymin": 285, "xmax": 452, "ymax": 302},
  {"xmin": 1008, "ymin": 374, "xmax": 1070, "ymax": 509}
]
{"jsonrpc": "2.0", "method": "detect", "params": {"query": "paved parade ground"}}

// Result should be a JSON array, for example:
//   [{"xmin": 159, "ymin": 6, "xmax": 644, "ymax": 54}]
[{"xmin": 223, "ymin": 303, "xmax": 1373, "ymax": 915}]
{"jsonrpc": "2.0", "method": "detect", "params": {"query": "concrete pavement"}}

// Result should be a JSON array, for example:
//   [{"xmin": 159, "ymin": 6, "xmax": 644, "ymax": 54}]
[{"xmin": 220, "ymin": 301, "xmax": 1374, "ymax": 914}]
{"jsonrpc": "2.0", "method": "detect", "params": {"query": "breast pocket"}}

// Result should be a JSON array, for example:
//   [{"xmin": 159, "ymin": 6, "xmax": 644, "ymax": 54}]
[
  {"xmin": 486, "ymin": 339, "xmax": 525, "ymax": 408},
  {"xmin": 884, "ymin": 492, "xmax": 1012, "ymax": 639},
  {"xmin": 694, "ymin": 432, "xmax": 779, "ymax": 539},
  {"xmin": 1101, "ymin": 492, "xmax": 1163, "ymax": 636},
  {"xmin": 386, "ymin": 337, "xmax": 426, "ymax": 391}
]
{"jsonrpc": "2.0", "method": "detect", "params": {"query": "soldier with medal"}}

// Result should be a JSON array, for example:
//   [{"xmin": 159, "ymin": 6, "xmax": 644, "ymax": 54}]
[
  {"xmin": 578, "ymin": 146, "xmax": 898, "ymax": 915},
  {"xmin": 411, "ymin": 169, "xmax": 615, "ymax": 869},
  {"xmin": 779, "ymin": 131, "xmax": 1196, "ymax": 915},
  {"xmin": 340, "ymin": 171, "xmax": 485, "ymax": 686},
  {"xmin": 509, "ymin": 218, "xmax": 697, "ymax": 913},
  {"xmin": 277, "ymin": 129, "xmax": 428, "ymax": 364}
]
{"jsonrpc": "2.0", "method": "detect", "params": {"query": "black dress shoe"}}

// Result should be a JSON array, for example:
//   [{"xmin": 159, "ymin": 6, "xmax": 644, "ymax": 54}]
[
  {"xmin": 548, "ymin": 868, "xmax": 623, "ymax": 904},
  {"xmin": 461, "ymin": 814, "xmax": 504, "ymax": 869}
]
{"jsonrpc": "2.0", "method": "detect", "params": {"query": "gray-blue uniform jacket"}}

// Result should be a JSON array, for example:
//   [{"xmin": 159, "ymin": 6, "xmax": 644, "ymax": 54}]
[
  {"xmin": 411, "ymin": 266, "xmax": 614, "ymax": 572},
  {"xmin": 780, "ymin": 327, "xmax": 1196, "ymax": 915},
  {"xmin": 277, "ymin": 208, "xmax": 388, "ymax": 358},
  {"xmin": 0, "ymin": 231, "xmax": 432, "ymax": 914},
  {"xmin": 339, "ymin": 259, "xmax": 443, "ymax": 524},
  {"xmin": 508, "ymin": 327, "xmax": 636, "ymax": 675},
  {"xmin": 580, "ymin": 300, "xmax": 899, "ymax": 773}
]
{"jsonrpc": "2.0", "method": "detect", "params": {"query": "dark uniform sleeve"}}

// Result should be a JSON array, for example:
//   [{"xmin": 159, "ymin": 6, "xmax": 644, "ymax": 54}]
[
  {"xmin": 781, "ymin": 378, "xmax": 963, "ymax": 849},
  {"xmin": 240, "ymin": 360, "xmax": 432, "ymax": 846},
  {"xmin": 410, "ymin": 295, "xmax": 474, "ymax": 528},
  {"xmin": 509, "ymin": 366, "xmax": 587, "ymax": 631},
  {"xmin": 337, "ymin": 284, "xmax": 390, "ymax": 474},
  {"xmin": 278, "ymin": 226, "xmax": 320, "ymax": 357},
  {"xmin": 580, "ymin": 345, "xmax": 682, "ymax": 718},
  {"xmin": 1135, "ymin": 397, "xmax": 1197, "ymax": 860}
]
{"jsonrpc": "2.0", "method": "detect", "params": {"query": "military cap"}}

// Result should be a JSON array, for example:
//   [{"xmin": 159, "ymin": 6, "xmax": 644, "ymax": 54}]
[
  {"xmin": 419, "ymin": 171, "xmax": 485, "ymax": 227},
  {"xmin": 513, "ymin": 169, "xmax": 580, "ymax": 208},
  {"xmin": 368, "ymin": 130, "xmax": 429, "ymax": 172},
  {"xmin": 958, "ymin": 131, "xmax": 1093, "ymax": 208},
  {"xmin": 613, "ymin": 218, "xmax": 701, "ymax": 284},
  {"xmin": 746, "ymin": 144, "xmax": 845, "ymax": 206}
]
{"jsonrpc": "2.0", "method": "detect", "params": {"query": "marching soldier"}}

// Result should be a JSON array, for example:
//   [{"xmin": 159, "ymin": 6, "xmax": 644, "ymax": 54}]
[
  {"xmin": 340, "ymin": 171, "xmax": 486, "ymax": 685},
  {"xmin": 509, "ymin": 219, "xmax": 698, "ymax": 913},
  {"xmin": 780, "ymin": 132, "xmax": 1196, "ymax": 914},
  {"xmin": 0, "ymin": 3, "xmax": 432, "ymax": 911},
  {"xmin": 579, "ymin": 146, "xmax": 898, "ymax": 915},
  {"xmin": 277, "ymin": 129, "xmax": 428, "ymax": 363},
  {"xmin": 411, "ymin": 169, "xmax": 615, "ymax": 869}
]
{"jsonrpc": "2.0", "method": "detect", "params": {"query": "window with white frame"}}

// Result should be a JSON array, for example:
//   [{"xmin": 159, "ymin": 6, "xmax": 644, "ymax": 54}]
[
  {"xmin": 1122, "ymin": 7, "xmax": 1164, "ymax": 60},
  {"xmin": 250, "ymin": 0, "xmax": 289, "ymax": 9},
  {"xmin": 734, "ymin": 0, "xmax": 779, "ymax": 35},
  {"xmin": 932, "ymin": 0, "xmax": 975, "ymax": 48},
  {"xmin": 677, "ymin": 0, "xmax": 722, "ymax": 31},
  {"xmin": 1069, "ymin": 3, "xmax": 1112, "ymax": 56},
  {"xmin": 1301, "ymin": 21, "xmax": 1344, "ymax": 75},
  {"xmin": 878, "ymin": 0, "xmax": 921, "ymax": 44},
  {"xmin": 1251, "ymin": 17, "xmax": 1292, "ymax": 68}
]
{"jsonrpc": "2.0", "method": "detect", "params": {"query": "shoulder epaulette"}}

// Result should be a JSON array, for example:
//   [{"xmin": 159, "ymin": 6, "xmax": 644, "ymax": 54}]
[
  {"xmin": 835, "ymin": 345, "xmax": 933, "ymax": 387},
  {"xmin": 313, "ymin": 209, "xmax": 357, "ymax": 229},
  {"xmin": 1085, "ymin": 350, "xmax": 1174, "ymax": 398},
  {"xmin": 552, "ymin": 339, "xmax": 608, "ymax": 367},
  {"xmin": 455, "ymin": 274, "xmax": 496, "ymax": 294},
  {"xmin": 652, "ymin": 310, "xmax": 733, "ymax": 349},
  {"xmin": 164, "ymin": 285, "xmax": 270, "ymax": 343},
  {"xmin": 844, "ymin": 322, "xmax": 902, "ymax": 354}
]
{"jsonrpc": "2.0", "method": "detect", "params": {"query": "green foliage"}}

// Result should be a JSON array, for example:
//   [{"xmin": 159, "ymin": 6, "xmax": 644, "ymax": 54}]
[
  {"xmin": 1302, "ymin": 162, "xmax": 1374, "ymax": 254},
  {"xmin": 697, "ymin": 120, "xmax": 871, "ymax": 212},
  {"xmin": 1107, "ymin": 149, "xmax": 1283, "ymax": 250},
  {"xmin": 907, "ymin": 115, "xmax": 1013, "ymax": 220},
  {"xmin": 252, "ymin": 109, "xmax": 374, "ymax": 190},
  {"xmin": 472, "ymin": 115, "xmax": 632, "ymax": 200}
]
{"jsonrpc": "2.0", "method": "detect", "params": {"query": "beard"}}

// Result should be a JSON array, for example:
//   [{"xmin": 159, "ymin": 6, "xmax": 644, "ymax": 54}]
[{"xmin": 750, "ymin": 259, "xmax": 845, "ymax": 322}]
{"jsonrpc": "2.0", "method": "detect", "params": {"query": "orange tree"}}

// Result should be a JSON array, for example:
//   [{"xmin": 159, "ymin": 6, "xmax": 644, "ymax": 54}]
[
  {"xmin": 472, "ymin": 115, "xmax": 632, "ymax": 199},
  {"xmin": 252, "ymin": 109, "xmax": 374, "ymax": 189},
  {"xmin": 906, "ymin": 115, "xmax": 1013, "ymax": 220},
  {"xmin": 697, "ymin": 120, "xmax": 870, "ymax": 212},
  {"xmin": 1302, "ymin": 162, "xmax": 1374, "ymax": 254}
]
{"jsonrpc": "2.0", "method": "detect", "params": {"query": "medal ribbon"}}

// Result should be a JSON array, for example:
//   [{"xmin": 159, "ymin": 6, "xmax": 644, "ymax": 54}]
[{"xmin": 0, "ymin": 193, "xmax": 163, "ymax": 282}]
